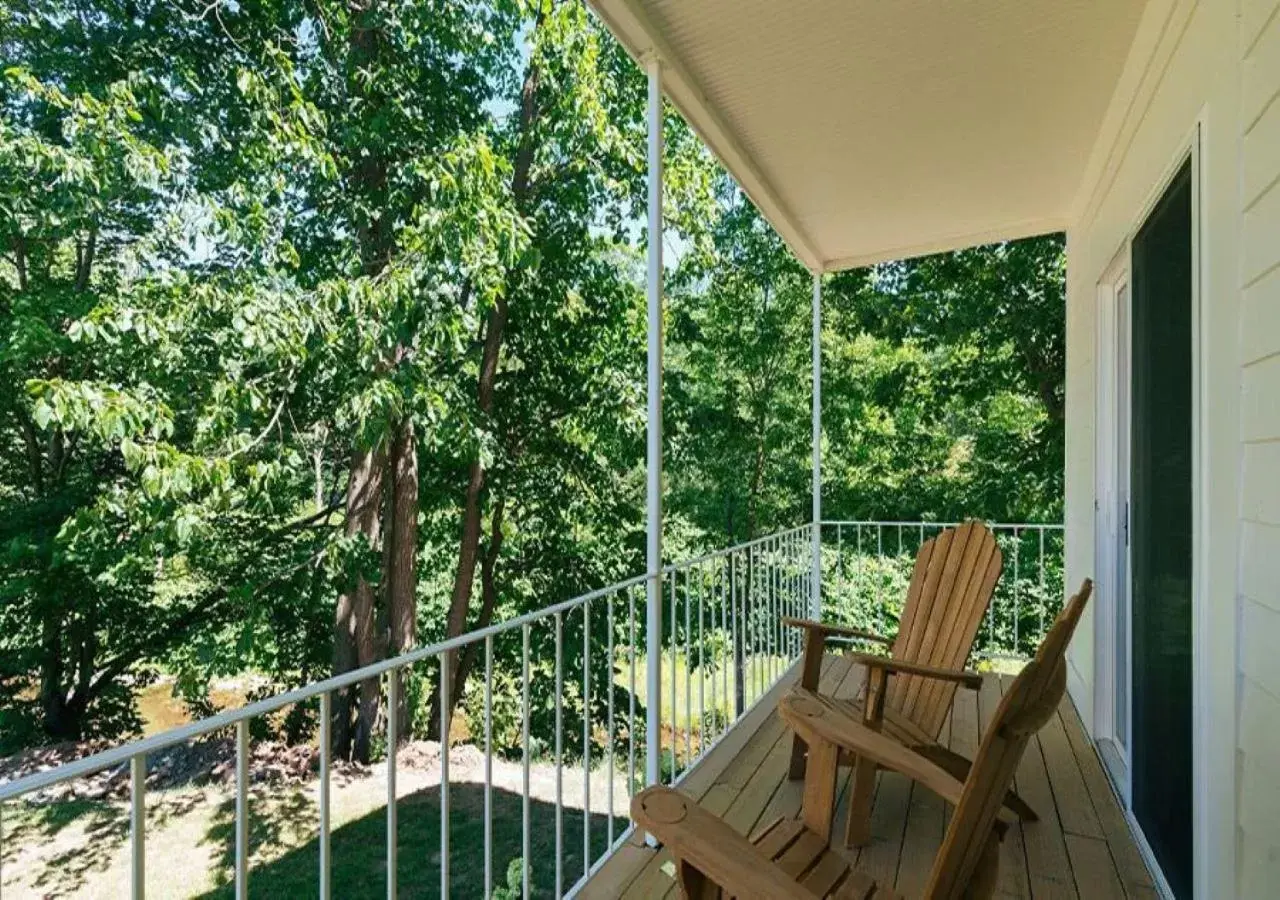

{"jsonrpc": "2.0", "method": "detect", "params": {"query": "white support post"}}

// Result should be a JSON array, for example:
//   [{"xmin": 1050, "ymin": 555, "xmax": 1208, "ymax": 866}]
[
  {"xmin": 811, "ymin": 272, "xmax": 822, "ymax": 617},
  {"xmin": 644, "ymin": 55, "xmax": 664, "ymax": 798}
]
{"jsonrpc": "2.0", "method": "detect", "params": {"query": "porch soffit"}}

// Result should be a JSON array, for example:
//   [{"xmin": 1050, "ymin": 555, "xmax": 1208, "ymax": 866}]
[{"xmin": 588, "ymin": 0, "xmax": 1147, "ymax": 272}]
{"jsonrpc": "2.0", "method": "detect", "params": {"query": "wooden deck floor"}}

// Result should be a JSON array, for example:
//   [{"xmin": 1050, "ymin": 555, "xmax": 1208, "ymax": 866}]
[{"xmin": 580, "ymin": 654, "xmax": 1156, "ymax": 899}]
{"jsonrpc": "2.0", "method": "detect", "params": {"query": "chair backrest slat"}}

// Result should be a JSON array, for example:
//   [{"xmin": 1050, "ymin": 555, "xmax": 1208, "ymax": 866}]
[
  {"xmin": 924, "ymin": 580, "xmax": 1093, "ymax": 899},
  {"xmin": 886, "ymin": 521, "xmax": 1003, "ymax": 737}
]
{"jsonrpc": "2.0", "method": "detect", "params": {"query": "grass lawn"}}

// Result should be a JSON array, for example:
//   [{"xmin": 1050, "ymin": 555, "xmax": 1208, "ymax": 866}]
[
  {"xmin": 620, "ymin": 650, "xmax": 791, "ymax": 728},
  {"xmin": 4, "ymin": 755, "xmax": 626, "ymax": 899}
]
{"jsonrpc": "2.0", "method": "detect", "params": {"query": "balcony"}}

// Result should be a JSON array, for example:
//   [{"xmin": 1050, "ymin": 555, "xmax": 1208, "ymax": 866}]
[
  {"xmin": 0, "ymin": 521, "xmax": 1154, "ymax": 898},
  {"xmin": 580, "ymin": 655, "xmax": 1156, "ymax": 899}
]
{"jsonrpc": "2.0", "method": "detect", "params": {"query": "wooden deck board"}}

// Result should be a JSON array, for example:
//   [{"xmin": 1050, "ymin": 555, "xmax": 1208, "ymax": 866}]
[
  {"xmin": 582, "ymin": 656, "xmax": 1153, "ymax": 899},
  {"xmin": 895, "ymin": 716, "xmax": 949, "ymax": 898},
  {"xmin": 1057, "ymin": 699, "xmax": 1159, "ymax": 899}
]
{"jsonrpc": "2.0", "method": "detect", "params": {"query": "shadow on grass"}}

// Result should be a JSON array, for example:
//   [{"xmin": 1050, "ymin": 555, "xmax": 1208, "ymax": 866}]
[
  {"xmin": 14, "ymin": 797, "xmax": 129, "ymax": 895},
  {"xmin": 197, "ymin": 782, "xmax": 626, "ymax": 899}
]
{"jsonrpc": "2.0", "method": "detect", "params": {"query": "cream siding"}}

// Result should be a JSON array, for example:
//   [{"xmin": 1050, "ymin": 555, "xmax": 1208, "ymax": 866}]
[
  {"xmin": 1064, "ymin": 0, "xmax": 1243, "ymax": 895},
  {"xmin": 1238, "ymin": 0, "xmax": 1280, "ymax": 892}
]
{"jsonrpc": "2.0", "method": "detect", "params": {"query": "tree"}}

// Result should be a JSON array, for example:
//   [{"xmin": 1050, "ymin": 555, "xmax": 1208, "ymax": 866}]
[
  {"xmin": 667, "ymin": 182, "xmax": 812, "ymax": 546},
  {"xmin": 0, "ymin": 0, "xmax": 1065, "ymax": 758}
]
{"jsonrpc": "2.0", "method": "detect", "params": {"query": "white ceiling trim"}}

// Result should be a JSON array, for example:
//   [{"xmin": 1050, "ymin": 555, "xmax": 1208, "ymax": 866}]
[{"xmin": 588, "ymin": 0, "xmax": 826, "ymax": 272}]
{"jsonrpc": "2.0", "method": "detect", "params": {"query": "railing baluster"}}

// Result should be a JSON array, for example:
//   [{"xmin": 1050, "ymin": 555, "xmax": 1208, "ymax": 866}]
[
  {"xmin": 747, "ymin": 546, "xmax": 753, "ymax": 702},
  {"xmin": 757, "ymin": 544, "xmax": 763, "ymax": 698},
  {"xmin": 583, "ymin": 598, "xmax": 591, "ymax": 879},
  {"xmin": 555, "ymin": 611, "xmax": 564, "ymax": 898},
  {"xmin": 628, "ymin": 587, "xmax": 637, "ymax": 799},
  {"xmin": 669, "ymin": 573, "xmax": 677, "ymax": 779},
  {"xmin": 1013, "ymin": 527, "xmax": 1021, "ymax": 655},
  {"xmin": 856, "ymin": 523, "xmax": 863, "ymax": 620},
  {"xmin": 769, "ymin": 537, "xmax": 777, "ymax": 681},
  {"xmin": 131, "ymin": 753, "xmax": 145, "ymax": 900},
  {"xmin": 796, "ymin": 530, "xmax": 803, "ymax": 654},
  {"xmin": 793, "ymin": 531, "xmax": 800, "ymax": 655},
  {"xmin": 757, "ymin": 543, "xmax": 764, "ymax": 697},
  {"xmin": 720, "ymin": 561, "xmax": 728, "ymax": 736},
  {"xmin": 730, "ymin": 552, "xmax": 739, "ymax": 720},
  {"xmin": 1039, "ymin": 528, "xmax": 1048, "ymax": 639},
  {"xmin": 768, "ymin": 535, "xmax": 778, "ymax": 675},
  {"xmin": 522, "ymin": 623, "xmax": 531, "ymax": 900},
  {"xmin": 387, "ymin": 673, "xmax": 398, "ymax": 900},
  {"xmin": 684, "ymin": 569, "xmax": 692, "ymax": 769},
  {"xmin": 876, "ymin": 525, "xmax": 884, "ymax": 634},
  {"xmin": 319, "ymin": 692, "xmax": 331, "ymax": 900},
  {"xmin": 697, "ymin": 565, "xmax": 705, "ymax": 756},
  {"xmin": 837, "ymin": 523, "xmax": 844, "ymax": 602},
  {"xmin": 708, "ymin": 566, "xmax": 717, "ymax": 742},
  {"xmin": 607, "ymin": 592, "xmax": 616, "ymax": 847},
  {"xmin": 235, "ymin": 719, "xmax": 249, "ymax": 900},
  {"xmin": 484, "ymin": 635, "xmax": 493, "ymax": 900},
  {"xmin": 440, "ymin": 656, "xmax": 451, "ymax": 899}
]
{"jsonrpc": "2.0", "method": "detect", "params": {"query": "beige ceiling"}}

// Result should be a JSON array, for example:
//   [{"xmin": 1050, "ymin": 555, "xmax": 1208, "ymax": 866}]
[{"xmin": 589, "ymin": 0, "xmax": 1148, "ymax": 272}]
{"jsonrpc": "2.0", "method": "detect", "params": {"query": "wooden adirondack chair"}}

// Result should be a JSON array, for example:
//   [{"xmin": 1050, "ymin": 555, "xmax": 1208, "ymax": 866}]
[
  {"xmin": 784, "ymin": 520, "xmax": 1022, "ymax": 846},
  {"xmin": 630, "ymin": 579, "xmax": 1093, "ymax": 900}
]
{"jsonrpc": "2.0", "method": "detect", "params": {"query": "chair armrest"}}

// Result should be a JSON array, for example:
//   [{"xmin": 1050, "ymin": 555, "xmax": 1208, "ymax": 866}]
[
  {"xmin": 631, "ymin": 787, "xmax": 820, "ymax": 899},
  {"xmin": 779, "ymin": 689, "xmax": 1015, "ymax": 827},
  {"xmin": 844, "ymin": 651, "xmax": 983, "ymax": 690},
  {"xmin": 782, "ymin": 617, "xmax": 894, "ymax": 646}
]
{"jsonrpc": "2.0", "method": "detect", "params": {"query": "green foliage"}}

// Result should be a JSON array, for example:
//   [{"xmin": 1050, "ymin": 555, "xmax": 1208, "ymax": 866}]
[{"xmin": 0, "ymin": 0, "xmax": 1064, "ymax": 752}]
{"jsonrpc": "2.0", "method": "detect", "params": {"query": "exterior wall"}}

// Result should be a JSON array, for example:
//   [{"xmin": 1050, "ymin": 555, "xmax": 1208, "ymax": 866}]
[
  {"xmin": 1237, "ymin": 0, "xmax": 1280, "ymax": 895},
  {"xmin": 1063, "ymin": 0, "xmax": 1252, "ymax": 895}
]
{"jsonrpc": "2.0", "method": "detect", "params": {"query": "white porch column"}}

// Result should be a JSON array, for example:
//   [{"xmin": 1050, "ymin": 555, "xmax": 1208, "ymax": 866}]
[
  {"xmin": 644, "ymin": 56, "xmax": 664, "ymax": 792},
  {"xmin": 811, "ymin": 271, "xmax": 822, "ymax": 617}
]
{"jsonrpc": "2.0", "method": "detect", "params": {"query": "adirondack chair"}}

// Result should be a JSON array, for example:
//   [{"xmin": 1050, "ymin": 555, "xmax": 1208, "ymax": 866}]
[
  {"xmin": 783, "ymin": 520, "xmax": 1023, "ymax": 846},
  {"xmin": 630, "ymin": 579, "xmax": 1093, "ymax": 900}
]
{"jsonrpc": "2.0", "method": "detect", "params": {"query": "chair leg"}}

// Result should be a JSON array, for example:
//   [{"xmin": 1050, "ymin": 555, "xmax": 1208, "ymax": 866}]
[
  {"xmin": 788, "ymin": 628, "xmax": 827, "ymax": 782},
  {"xmin": 676, "ymin": 858, "xmax": 720, "ymax": 899},
  {"xmin": 788, "ymin": 733, "xmax": 808, "ymax": 781},
  {"xmin": 843, "ymin": 666, "xmax": 887, "ymax": 847},
  {"xmin": 844, "ymin": 755, "xmax": 878, "ymax": 847}
]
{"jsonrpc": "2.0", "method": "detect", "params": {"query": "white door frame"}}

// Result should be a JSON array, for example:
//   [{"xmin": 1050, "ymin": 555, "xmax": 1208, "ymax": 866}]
[
  {"xmin": 1091, "ymin": 123, "xmax": 1202, "ymax": 899},
  {"xmin": 1094, "ymin": 249, "xmax": 1132, "ymax": 801}
]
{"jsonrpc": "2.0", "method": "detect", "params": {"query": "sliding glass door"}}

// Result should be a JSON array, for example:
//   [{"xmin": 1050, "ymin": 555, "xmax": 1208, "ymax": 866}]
[{"xmin": 1128, "ymin": 157, "xmax": 1193, "ymax": 899}]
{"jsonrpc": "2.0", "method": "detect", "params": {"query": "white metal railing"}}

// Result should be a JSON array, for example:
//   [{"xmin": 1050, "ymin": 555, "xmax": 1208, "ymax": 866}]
[
  {"xmin": 0, "ymin": 524, "xmax": 814, "ymax": 899},
  {"xmin": 0, "ymin": 520, "xmax": 1060, "ymax": 897},
  {"xmin": 820, "ymin": 520, "xmax": 1066, "ymax": 660}
]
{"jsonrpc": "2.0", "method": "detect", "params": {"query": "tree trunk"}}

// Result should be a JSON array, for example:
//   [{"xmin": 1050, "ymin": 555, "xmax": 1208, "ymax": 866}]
[
  {"xmin": 385, "ymin": 420, "xmax": 418, "ymax": 741},
  {"xmin": 333, "ymin": 0, "xmax": 398, "ymax": 764},
  {"xmin": 39, "ymin": 608, "xmax": 72, "ymax": 738},
  {"xmin": 431, "ymin": 18, "xmax": 543, "ymax": 733},
  {"xmin": 333, "ymin": 444, "xmax": 385, "ymax": 761},
  {"xmin": 442, "ymin": 496, "xmax": 504, "ymax": 739}
]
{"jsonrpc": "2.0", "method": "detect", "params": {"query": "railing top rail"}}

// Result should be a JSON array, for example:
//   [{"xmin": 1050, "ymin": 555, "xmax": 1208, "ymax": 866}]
[
  {"xmin": 662, "ymin": 523, "xmax": 808, "ymax": 573},
  {"xmin": 821, "ymin": 519, "xmax": 1063, "ymax": 531}
]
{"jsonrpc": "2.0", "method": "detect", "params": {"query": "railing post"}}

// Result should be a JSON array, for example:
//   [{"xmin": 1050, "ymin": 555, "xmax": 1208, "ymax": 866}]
[
  {"xmin": 811, "ymin": 272, "xmax": 823, "ymax": 617},
  {"xmin": 644, "ymin": 53, "xmax": 664, "ymax": 801},
  {"xmin": 130, "ymin": 753, "xmax": 145, "ymax": 900},
  {"xmin": 319, "ymin": 692, "xmax": 332, "ymax": 900},
  {"xmin": 234, "ymin": 720, "xmax": 249, "ymax": 900}
]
